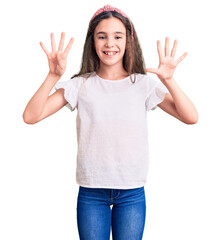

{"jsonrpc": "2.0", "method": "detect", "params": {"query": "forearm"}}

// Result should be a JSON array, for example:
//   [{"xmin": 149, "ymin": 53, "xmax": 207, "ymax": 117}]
[
  {"xmin": 162, "ymin": 77, "xmax": 198, "ymax": 123},
  {"xmin": 23, "ymin": 72, "xmax": 61, "ymax": 123}
]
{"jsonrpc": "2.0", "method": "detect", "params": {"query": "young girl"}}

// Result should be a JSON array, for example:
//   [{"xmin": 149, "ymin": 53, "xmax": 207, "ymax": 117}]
[{"xmin": 23, "ymin": 4, "xmax": 198, "ymax": 240}]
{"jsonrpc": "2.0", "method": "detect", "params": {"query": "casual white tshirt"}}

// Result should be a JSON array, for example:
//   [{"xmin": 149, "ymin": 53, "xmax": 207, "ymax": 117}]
[{"xmin": 55, "ymin": 72, "xmax": 169, "ymax": 189}]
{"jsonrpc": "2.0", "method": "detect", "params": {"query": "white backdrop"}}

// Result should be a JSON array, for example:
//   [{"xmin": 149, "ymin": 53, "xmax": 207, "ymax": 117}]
[{"xmin": 0, "ymin": 0, "xmax": 220, "ymax": 239}]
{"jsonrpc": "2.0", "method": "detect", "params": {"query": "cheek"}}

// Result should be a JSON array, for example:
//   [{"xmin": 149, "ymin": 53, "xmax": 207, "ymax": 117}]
[
  {"xmin": 121, "ymin": 42, "xmax": 127, "ymax": 53},
  {"xmin": 121, "ymin": 39, "xmax": 127, "ymax": 50},
  {"xmin": 94, "ymin": 41, "xmax": 101, "ymax": 52},
  {"xmin": 94, "ymin": 43, "xmax": 100, "ymax": 55},
  {"xmin": 93, "ymin": 37, "xmax": 99, "ymax": 51}
]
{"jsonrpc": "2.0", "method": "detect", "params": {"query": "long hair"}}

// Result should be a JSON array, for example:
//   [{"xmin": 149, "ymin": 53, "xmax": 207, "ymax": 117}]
[{"xmin": 72, "ymin": 10, "xmax": 146, "ymax": 83}]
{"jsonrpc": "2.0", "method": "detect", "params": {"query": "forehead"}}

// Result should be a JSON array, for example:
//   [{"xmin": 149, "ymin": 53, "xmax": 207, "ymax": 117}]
[{"xmin": 94, "ymin": 17, "xmax": 126, "ymax": 33}]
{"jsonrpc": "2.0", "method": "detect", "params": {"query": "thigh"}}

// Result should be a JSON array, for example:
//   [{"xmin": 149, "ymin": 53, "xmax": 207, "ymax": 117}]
[
  {"xmin": 77, "ymin": 186, "xmax": 112, "ymax": 240},
  {"xmin": 111, "ymin": 187, "xmax": 146, "ymax": 240}
]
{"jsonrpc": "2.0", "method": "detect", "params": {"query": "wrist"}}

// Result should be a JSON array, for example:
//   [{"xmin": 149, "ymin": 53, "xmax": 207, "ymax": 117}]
[
  {"xmin": 48, "ymin": 71, "xmax": 62, "ymax": 78},
  {"xmin": 161, "ymin": 77, "xmax": 176, "ymax": 85},
  {"xmin": 47, "ymin": 72, "xmax": 62, "ymax": 82}
]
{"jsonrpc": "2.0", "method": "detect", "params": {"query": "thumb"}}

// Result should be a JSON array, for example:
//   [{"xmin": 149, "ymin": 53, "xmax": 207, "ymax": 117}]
[{"xmin": 146, "ymin": 68, "xmax": 158, "ymax": 74}]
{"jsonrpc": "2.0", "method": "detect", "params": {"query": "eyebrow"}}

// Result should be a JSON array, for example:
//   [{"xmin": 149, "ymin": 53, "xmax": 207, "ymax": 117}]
[{"xmin": 96, "ymin": 31, "xmax": 125, "ymax": 35}]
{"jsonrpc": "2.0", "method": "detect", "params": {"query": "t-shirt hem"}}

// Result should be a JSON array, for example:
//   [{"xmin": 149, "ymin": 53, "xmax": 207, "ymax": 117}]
[{"xmin": 76, "ymin": 182, "xmax": 146, "ymax": 189}]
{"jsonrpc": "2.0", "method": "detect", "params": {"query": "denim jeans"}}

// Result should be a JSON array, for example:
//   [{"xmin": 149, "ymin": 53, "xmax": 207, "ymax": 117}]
[{"xmin": 77, "ymin": 186, "xmax": 146, "ymax": 240}]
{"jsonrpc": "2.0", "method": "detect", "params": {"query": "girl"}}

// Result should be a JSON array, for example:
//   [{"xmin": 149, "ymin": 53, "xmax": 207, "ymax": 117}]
[{"xmin": 23, "ymin": 4, "xmax": 198, "ymax": 240}]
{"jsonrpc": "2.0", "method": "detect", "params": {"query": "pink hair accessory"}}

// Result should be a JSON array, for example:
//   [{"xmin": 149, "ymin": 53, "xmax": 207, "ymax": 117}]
[{"xmin": 89, "ymin": 4, "xmax": 133, "ymax": 38}]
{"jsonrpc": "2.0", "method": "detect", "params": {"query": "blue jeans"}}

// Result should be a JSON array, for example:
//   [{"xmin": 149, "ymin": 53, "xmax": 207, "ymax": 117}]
[{"xmin": 77, "ymin": 186, "xmax": 146, "ymax": 240}]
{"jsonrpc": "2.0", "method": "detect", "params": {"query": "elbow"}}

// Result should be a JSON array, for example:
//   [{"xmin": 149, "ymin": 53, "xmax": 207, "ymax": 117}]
[
  {"xmin": 186, "ymin": 119, "xmax": 198, "ymax": 125},
  {"xmin": 23, "ymin": 116, "xmax": 35, "ymax": 125},
  {"xmin": 23, "ymin": 119, "xmax": 36, "ymax": 125},
  {"xmin": 23, "ymin": 112, "xmax": 38, "ymax": 125},
  {"xmin": 183, "ymin": 113, "xmax": 199, "ymax": 125}
]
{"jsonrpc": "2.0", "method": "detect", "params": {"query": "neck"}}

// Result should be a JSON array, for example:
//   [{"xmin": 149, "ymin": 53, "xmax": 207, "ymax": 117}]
[{"xmin": 96, "ymin": 64, "xmax": 128, "ymax": 80}]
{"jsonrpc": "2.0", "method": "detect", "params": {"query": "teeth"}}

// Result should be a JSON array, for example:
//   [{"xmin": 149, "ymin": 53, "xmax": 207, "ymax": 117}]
[{"xmin": 104, "ymin": 51, "xmax": 117, "ymax": 55}]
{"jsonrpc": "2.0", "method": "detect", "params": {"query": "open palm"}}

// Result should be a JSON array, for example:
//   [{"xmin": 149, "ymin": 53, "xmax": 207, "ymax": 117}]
[
  {"xmin": 40, "ymin": 32, "xmax": 74, "ymax": 76},
  {"xmin": 146, "ymin": 37, "xmax": 187, "ymax": 81}
]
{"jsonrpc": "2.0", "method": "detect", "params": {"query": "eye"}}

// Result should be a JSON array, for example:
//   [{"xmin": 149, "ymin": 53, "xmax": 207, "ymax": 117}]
[
  {"xmin": 98, "ymin": 36, "xmax": 106, "ymax": 39},
  {"xmin": 115, "ymin": 36, "xmax": 122, "ymax": 39}
]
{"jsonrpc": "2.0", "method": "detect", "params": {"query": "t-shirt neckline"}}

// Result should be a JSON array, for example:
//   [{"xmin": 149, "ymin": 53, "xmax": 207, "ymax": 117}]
[{"xmin": 95, "ymin": 72, "xmax": 130, "ymax": 82}]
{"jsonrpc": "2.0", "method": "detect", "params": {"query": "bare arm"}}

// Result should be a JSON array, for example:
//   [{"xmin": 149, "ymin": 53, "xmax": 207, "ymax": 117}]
[
  {"xmin": 158, "ymin": 80, "xmax": 198, "ymax": 124},
  {"xmin": 23, "ymin": 32, "xmax": 74, "ymax": 124},
  {"xmin": 146, "ymin": 37, "xmax": 198, "ymax": 124},
  {"xmin": 23, "ymin": 73, "xmax": 67, "ymax": 124}
]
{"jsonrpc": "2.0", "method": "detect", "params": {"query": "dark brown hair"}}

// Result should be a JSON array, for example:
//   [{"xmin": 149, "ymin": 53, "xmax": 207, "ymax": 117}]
[{"xmin": 72, "ymin": 10, "xmax": 146, "ymax": 83}]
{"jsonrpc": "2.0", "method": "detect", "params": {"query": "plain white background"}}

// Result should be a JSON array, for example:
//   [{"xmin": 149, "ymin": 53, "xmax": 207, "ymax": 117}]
[{"xmin": 0, "ymin": 0, "xmax": 220, "ymax": 239}]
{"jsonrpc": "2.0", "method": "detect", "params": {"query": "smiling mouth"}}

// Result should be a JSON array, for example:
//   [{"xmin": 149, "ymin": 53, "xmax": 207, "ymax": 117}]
[{"xmin": 103, "ymin": 51, "xmax": 118, "ymax": 56}]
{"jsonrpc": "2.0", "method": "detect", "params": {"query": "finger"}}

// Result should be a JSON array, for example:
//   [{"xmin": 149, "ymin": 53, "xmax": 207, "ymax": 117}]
[
  {"xmin": 177, "ymin": 52, "xmax": 188, "ymax": 64},
  {"xmin": 58, "ymin": 32, "xmax": 65, "ymax": 51},
  {"xmin": 63, "ymin": 37, "xmax": 74, "ymax": 57},
  {"xmin": 51, "ymin": 33, "xmax": 56, "ymax": 52},
  {"xmin": 157, "ymin": 40, "xmax": 163, "ymax": 59},
  {"xmin": 39, "ymin": 42, "xmax": 49, "ymax": 55},
  {"xmin": 146, "ymin": 68, "xmax": 159, "ymax": 75},
  {"xmin": 165, "ymin": 37, "xmax": 169, "ymax": 56},
  {"xmin": 171, "ymin": 39, "xmax": 178, "ymax": 58}
]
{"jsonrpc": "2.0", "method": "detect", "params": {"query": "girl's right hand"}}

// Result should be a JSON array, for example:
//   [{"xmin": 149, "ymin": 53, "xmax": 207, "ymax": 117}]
[{"xmin": 40, "ymin": 32, "xmax": 74, "ymax": 77}]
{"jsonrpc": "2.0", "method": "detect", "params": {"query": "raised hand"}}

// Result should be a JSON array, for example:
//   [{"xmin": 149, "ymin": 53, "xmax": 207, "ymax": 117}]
[
  {"xmin": 40, "ymin": 32, "xmax": 74, "ymax": 77},
  {"xmin": 146, "ymin": 37, "xmax": 188, "ymax": 82}
]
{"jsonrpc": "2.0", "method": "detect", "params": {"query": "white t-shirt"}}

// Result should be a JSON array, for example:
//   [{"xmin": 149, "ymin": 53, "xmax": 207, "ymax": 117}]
[{"xmin": 55, "ymin": 72, "xmax": 169, "ymax": 189}]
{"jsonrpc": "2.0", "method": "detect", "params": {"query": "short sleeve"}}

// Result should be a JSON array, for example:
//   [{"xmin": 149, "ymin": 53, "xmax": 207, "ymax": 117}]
[
  {"xmin": 54, "ymin": 77, "xmax": 82, "ymax": 111},
  {"xmin": 145, "ymin": 76, "xmax": 169, "ymax": 111}
]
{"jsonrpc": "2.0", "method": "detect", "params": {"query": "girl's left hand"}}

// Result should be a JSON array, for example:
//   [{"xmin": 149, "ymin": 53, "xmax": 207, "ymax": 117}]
[{"xmin": 146, "ymin": 37, "xmax": 188, "ymax": 82}]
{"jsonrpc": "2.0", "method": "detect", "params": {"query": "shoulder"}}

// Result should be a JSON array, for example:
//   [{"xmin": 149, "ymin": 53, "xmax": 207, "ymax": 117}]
[
  {"xmin": 133, "ymin": 73, "xmax": 153, "ymax": 81},
  {"xmin": 69, "ymin": 74, "xmax": 87, "ymax": 88},
  {"xmin": 134, "ymin": 73, "xmax": 169, "ymax": 97},
  {"xmin": 71, "ymin": 72, "xmax": 96, "ymax": 84},
  {"xmin": 71, "ymin": 72, "xmax": 95, "ymax": 80},
  {"xmin": 133, "ymin": 73, "xmax": 157, "ymax": 87}
]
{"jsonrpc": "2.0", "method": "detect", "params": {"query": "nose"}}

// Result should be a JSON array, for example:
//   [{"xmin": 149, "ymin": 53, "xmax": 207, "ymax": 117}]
[{"xmin": 105, "ymin": 37, "xmax": 114, "ymax": 48}]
